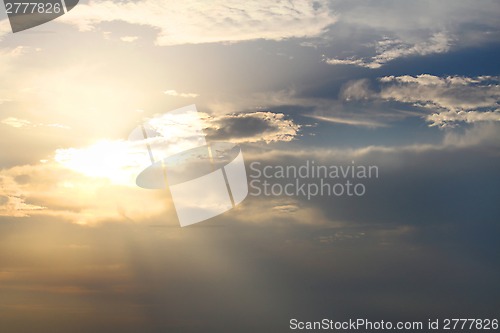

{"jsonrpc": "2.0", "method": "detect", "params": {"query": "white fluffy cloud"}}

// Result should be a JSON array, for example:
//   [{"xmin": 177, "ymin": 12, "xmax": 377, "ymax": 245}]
[
  {"xmin": 1, "ymin": 117, "xmax": 70, "ymax": 129},
  {"xmin": 426, "ymin": 110, "xmax": 500, "ymax": 127},
  {"xmin": 379, "ymin": 75, "xmax": 500, "ymax": 127},
  {"xmin": 60, "ymin": 0, "xmax": 337, "ymax": 45},
  {"xmin": 379, "ymin": 75, "xmax": 500, "ymax": 110},
  {"xmin": 305, "ymin": 114, "xmax": 387, "ymax": 128},
  {"xmin": 119, "ymin": 36, "xmax": 139, "ymax": 42},
  {"xmin": 0, "ymin": 171, "xmax": 46, "ymax": 217}
]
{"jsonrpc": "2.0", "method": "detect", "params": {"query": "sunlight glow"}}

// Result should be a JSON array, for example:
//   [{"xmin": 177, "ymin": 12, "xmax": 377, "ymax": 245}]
[{"xmin": 54, "ymin": 140, "xmax": 147, "ymax": 186}]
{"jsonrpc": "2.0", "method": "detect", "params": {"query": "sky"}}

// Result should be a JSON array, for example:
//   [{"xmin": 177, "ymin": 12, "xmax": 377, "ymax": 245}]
[{"xmin": 0, "ymin": 1, "xmax": 499, "ymax": 332}]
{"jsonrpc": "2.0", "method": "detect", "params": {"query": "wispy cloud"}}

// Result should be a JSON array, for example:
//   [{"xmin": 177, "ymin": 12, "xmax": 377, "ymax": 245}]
[
  {"xmin": 305, "ymin": 114, "xmax": 388, "ymax": 128},
  {"xmin": 325, "ymin": 32, "xmax": 452, "ymax": 69},
  {"xmin": 0, "ymin": 19, "xmax": 10, "ymax": 41},
  {"xmin": 1, "ymin": 117, "xmax": 70, "ymax": 130},
  {"xmin": 119, "ymin": 36, "xmax": 139, "ymax": 42},
  {"xmin": 0, "ymin": 162, "xmax": 168, "ymax": 224},
  {"xmin": 205, "ymin": 112, "xmax": 301, "ymax": 143},
  {"xmin": 164, "ymin": 90, "xmax": 199, "ymax": 98}
]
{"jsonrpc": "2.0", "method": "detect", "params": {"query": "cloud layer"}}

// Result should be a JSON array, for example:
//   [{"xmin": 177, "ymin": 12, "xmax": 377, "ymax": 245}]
[
  {"xmin": 341, "ymin": 75, "xmax": 500, "ymax": 127},
  {"xmin": 60, "ymin": 0, "xmax": 337, "ymax": 45}
]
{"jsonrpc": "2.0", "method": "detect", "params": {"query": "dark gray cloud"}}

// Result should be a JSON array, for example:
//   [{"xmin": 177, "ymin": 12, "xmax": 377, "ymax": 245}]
[
  {"xmin": 0, "ymin": 195, "xmax": 8, "ymax": 205},
  {"xmin": 207, "ymin": 115, "xmax": 272, "ymax": 139},
  {"xmin": 244, "ymin": 143, "xmax": 499, "ymax": 225},
  {"xmin": 204, "ymin": 112, "xmax": 300, "ymax": 143},
  {"xmin": 1, "ymin": 194, "xmax": 499, "ymax": 333}
]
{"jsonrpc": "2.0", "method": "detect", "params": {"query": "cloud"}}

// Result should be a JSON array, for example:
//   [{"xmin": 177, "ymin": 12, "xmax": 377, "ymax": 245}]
[
  {"xmin": 325, "ymin": 32, "xmax": 452, "ymax": 69},
  {"xmin": 1, "ymin": 117, "xmax": 32, "ymax": 128},
  {"xmin": 119, "ymin": 36, "xmax": 139, "ymax": 42},
  {"xmin": 378, "ymin": 75, "xmax": 500, "ymax": 111},
  {"xmin": 1, "ymin": 46, "xmax": 28, "ymax": 58},
  {"xmin": 1, "ymin": 120, "xmax": 498, "ymax": 332},
  {"xmin": 324, "ymin": 57, "xmax": 377, "ymax": 69},
  {"xmin": 18, "ymin": 109, "xmax": 301, "ymax": 224},
  {"xmin": 205, "ymin": 112, "xmax": 300, "ymax": 143},
  {"xmin": 0, "ymin": 170, "xmax": 46, "ymax": 217},
  {"xmin": 378, "ymin": 75, "xmax": 500, "ymax": 127},
  {"xmin": 339, "ymin": 79, "xmax": 374, "ymax": 101},
  {"xmin": 1, "ymin": 2, "xmax": 499, "ymax": 328},
  {"xmin": 0, "ymin": 19, "xmax": 10, "ymax": 41},
  {"xmin": 333, "ymin": 0, "xmax": 500, "ymax": 32},
  {"xmin": 442, "ymin": 122, "xmax": 500, "ymax": 147},
  {"xmin": 164, "ymin": 90, "xmax": 199, "ymax": 98},
  {"xmin": 1, "ymin": 117, "xmax": 70, "ymax": 130},
  {"xmin": 241, "ymin": 120, "xmax": 500, "ymax": 231},
  {"xmin": 205, "ymin": 87, "xmax": 402, "ymax": 129},
  {"xmin": 60, "ymin": 0, "xmax": 337, "ymax": 45},
  {"xmin": 341, "ymin": 75, "xmax": 500, "ymax": 127},
  {"xmin": 52, "ymin": 110, "xmax": 298, "ymax": 184},
  {"xmin": 304, "ymin": 114, "xmax": 387, "ymax": 128}
]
